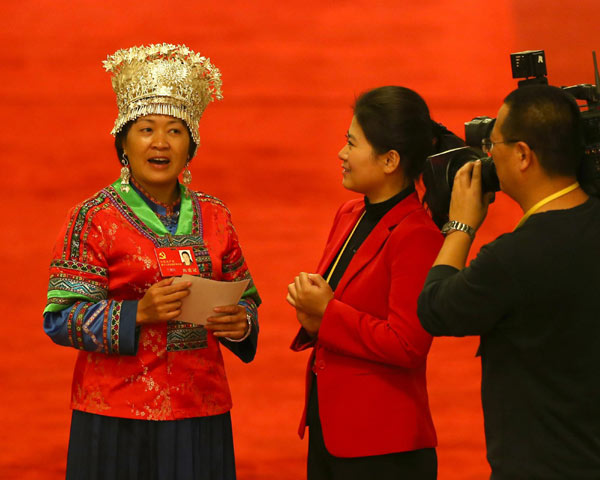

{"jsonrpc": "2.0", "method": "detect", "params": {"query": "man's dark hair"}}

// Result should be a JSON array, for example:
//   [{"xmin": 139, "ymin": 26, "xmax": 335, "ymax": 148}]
[{"xmin": 502, "ymin": 85, "xmax": 584, "ymax": 176}]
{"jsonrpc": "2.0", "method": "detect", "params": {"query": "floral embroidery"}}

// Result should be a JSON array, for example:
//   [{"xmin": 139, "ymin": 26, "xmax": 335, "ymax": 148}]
[
  {"xmin": 50, "ymin": 259, "xmax": 107, "ymax": 277},
  {"xmin": 69, "ymin": 194, "xmax": 107, "ymax": 260},
  {"xmin": 82, "ymin": 203, "xmax": 110, "ymax": 261},
  {"xmin": 47, "ymin": 296, "xmax": 75, "ymax": 307},
  {"xmin": 75, "ymin": 303, "xmax": 92, "ymax": 350},
  {"xmin": 66, "ymin": 306, "xmax": 78, "ymax": 347},
  {"xmin": 102, "ymin": 302, "xmax": 110, "ymax": 353},
  {"xmin": 129, "ymin": 389, "xmax": 174, "ymax": 420},
  {"xmin": 73, "ymin": 382, "xmax": 110, "ymax": 412},
  {"xmin": 103, "ymin": 186, "xmax": 159, "ymax": 245},
  {"xmin": 48, "ymin": 274, "xmax": 108, "ymax": 302},
  {"xmin": 110, "ymin": 302, "xmax": 122, "ymax": 354},
  {"xmin": 167, "ymin": 322, "xmax": 208, "ymax": 352},
  {"xmin": 83, "ymin": 300, "xmax": 108, "ymax": 352},
  {"xmin": 141, "ymin": 328, "xmax": 165, "ymax": 355},
  {"xmin": 222, "ymin": 252, "xmax": 245, "ymax": 275}
]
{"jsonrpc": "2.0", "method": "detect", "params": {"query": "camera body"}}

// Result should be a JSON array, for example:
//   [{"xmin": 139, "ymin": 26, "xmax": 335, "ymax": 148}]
[
  {"xmin": 463, "ymin": 50, "xmax": 550, "ymax": 154},
  {"xmin": 426, "ymin": 49, "xmax": 600, "ymax": 212},
  {"xmin": 511, "ymin": 50, "xmax": 548, "ymax": 86},
  {"xmin": 564, "ymin": 81, "xmax": 600, "ymax": 195}
]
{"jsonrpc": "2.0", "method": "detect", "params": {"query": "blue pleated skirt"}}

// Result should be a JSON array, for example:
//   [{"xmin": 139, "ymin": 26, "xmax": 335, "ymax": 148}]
[{"xmin": 66, "ymin": 410, "xmax": 236, "ymax": 480}]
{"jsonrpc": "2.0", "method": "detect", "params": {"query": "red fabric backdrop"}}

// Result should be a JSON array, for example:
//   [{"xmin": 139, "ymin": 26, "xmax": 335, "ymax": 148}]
[{"xmin": 1, "ymin": 1, "xmax": 597, "ymax": 478}]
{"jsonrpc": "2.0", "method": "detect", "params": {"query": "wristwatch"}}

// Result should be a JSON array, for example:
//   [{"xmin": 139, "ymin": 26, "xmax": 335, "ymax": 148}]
[{"xmin": 441, "ymin": 220, "xmax": 476, "ymax": 239}]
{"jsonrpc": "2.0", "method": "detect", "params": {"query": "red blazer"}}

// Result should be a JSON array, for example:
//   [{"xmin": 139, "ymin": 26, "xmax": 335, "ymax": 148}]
[{"xmin": 291, "ymin": 192, "xmax": 443, "ymax": 458}]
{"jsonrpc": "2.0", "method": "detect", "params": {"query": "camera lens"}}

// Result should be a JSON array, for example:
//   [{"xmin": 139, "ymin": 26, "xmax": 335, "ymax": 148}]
[
  {"xmin": 426, "ymin": 146, "xmax": 500, "ymax": 194},
  {"xmin": 480, "ymin": 157, "xmax": 501, "ymax": 193},
  {"xmin": 465, "ymin": 116, "xmax": 496, "ymax": 148}
]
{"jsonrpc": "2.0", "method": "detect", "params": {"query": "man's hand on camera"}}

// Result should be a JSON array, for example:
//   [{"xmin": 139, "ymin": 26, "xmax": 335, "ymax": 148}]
[
  {"xmin": 449, "ymin": 160, "xmax": 495, "ymax": 231},
  {"xmin": 433, "ymin": 160, "xmax": 496, "ymax": 270}
]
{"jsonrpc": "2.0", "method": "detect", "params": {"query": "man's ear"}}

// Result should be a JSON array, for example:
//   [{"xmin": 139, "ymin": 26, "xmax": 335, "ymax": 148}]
[
  {"xmin": 514, "ymin": 141, "xmax": 534, "ymax": 172},
  {"xmin": 383, "ymin": 149, "xmax": 401, "ymax": 174}
]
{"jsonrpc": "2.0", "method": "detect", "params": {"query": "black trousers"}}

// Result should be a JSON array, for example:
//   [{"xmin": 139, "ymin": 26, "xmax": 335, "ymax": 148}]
[{"xmin": 307, "ymin": 378, "xmax": 437, "ymax": 480}]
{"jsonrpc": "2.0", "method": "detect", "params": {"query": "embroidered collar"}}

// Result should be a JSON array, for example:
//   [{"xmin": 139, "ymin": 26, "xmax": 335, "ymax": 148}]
[
  {"xmin": 110, "ymin": 179, "xmax": 194, "ymax": 237},
  {"xmin": 130, "ymin": 177, "xmax": 181, "ymax": 216}
]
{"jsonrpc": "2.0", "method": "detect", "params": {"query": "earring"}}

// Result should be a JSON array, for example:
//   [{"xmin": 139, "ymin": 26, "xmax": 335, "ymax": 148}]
[
  {"xmin": 120, "ymin": 153, "xmax": 131, "ymax": 193},
  {"xmin": 182, "ymin": 162, "xmax": 192, "ymax": 186}
]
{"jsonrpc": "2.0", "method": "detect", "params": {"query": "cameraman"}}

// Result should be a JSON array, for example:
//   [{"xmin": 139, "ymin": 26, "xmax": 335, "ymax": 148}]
[{"xmin": 418, "ymin": 85, "xmax": 600, "ymax": 479}]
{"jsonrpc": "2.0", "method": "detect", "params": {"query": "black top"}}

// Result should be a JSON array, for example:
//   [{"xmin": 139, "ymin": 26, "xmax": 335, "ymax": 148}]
[
  {"xmin": 324, "ymin": 185, "xmax": 415, "ymax": 291},
  {"xmin": 418, "ymin": 198, "xmax": 600, "ymax": 479}
]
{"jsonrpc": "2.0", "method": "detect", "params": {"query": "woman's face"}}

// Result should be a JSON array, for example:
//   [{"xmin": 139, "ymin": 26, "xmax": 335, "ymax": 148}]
[
  {"xmin": 338, "ymin": 116, "xmax": 387, "ymax": 197},
  {"xmin": 122, "ymin": 115, "xmax": 191, "ymax": 195}
]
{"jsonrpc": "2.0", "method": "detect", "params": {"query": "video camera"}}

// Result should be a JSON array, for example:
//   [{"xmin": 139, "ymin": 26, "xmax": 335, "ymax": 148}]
[{"xmin": 424, "ymin": 49, "xmax": 600, "ymax": 219}]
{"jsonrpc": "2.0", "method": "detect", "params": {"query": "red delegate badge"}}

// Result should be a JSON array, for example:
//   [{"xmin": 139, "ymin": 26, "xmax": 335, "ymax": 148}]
[{"xmin": 155, "ymin": 247, "xmax": 200, "ymax": 277}]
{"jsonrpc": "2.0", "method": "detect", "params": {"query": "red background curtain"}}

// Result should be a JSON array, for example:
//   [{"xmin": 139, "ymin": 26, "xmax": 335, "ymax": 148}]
[{"xmin": 1, "ymin": 1, "xmax": 597, "ymax": 478}]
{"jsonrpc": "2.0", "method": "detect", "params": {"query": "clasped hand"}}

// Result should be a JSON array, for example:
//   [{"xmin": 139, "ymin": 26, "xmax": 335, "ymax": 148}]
[
  {"xmin": 287, "ymin": 272, "xmax": 333, "ymax": 337},
  {"xmin": 136, "ymin": 278, "xmax": 249, "ymax": 340}
]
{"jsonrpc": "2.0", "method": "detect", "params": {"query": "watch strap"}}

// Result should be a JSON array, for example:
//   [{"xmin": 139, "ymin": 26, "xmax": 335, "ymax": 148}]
[{"xmin": 441, "ymin": 220, "xmax": 476, "ymax": 239}]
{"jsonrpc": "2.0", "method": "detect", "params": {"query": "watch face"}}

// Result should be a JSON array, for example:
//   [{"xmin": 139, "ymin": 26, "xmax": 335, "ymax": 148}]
[{"xmin": 442, "ymin": 221, "xmax": 455, "ymax": 233}]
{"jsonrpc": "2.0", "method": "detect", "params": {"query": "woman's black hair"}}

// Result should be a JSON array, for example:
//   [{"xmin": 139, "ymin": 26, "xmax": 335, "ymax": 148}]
[
  {"xmin": 114, "ymin": 119, "xmax": 198, "ymax": 164},
  {"xmin": 353, "ymin": 86, "xmax": 450, "ymax": 227}
]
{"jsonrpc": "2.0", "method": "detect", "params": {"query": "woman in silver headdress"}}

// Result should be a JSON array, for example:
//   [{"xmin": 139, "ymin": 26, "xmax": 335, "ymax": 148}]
[{"xmin": 43, "ymin": 44, "xmax": 260, "ymax": 479}]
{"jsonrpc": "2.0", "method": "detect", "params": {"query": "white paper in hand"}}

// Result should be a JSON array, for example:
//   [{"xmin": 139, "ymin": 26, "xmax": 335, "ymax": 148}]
[{"xmin": 172, "ymin": 275, "xmax": 250, "ymax": 325}]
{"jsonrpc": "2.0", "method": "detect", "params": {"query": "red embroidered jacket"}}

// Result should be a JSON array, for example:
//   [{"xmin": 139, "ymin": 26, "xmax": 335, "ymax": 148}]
[{"xmin": 44, "ymin": 180, "xmax": 260, "ymax": 420}]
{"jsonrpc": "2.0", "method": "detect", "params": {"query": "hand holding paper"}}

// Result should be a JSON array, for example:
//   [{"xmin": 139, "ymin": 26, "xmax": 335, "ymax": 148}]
[
  {"xmin": 171, "ymin": 275, "xmax": 250, "ymax": 326},
  {"xmin": 136, "ymin": 277, "xmax": 192, "ymax": 325},
  {"xmin": 205, "ymin": 304, "xmax": 249, "ymax": 340}
]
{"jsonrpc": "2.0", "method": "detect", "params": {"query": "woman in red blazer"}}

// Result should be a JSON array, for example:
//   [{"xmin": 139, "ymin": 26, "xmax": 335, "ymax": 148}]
[{"xmin": 288, "ymin": 86, "xmax": 444, "ymax": 479}]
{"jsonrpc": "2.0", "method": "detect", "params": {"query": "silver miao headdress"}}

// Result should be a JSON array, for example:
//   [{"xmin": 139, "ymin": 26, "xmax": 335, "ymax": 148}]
[{"xmin": 103, "ymin": 43, "xmax": 223, "ymax": 145}]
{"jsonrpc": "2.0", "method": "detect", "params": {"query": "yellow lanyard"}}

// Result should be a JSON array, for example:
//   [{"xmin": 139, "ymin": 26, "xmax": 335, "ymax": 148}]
[
  {"xmin": 325, "ymin": 212, "xmax": 366, "ymax": 284},
  {"xmin": 514, "ymin": 182, "xmax": 580, "ymax": 230}
]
